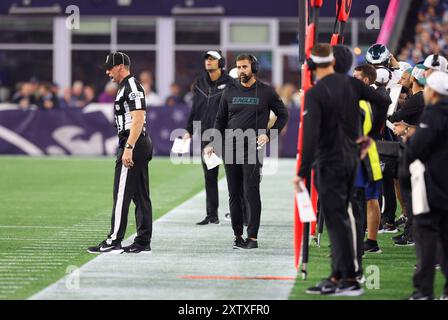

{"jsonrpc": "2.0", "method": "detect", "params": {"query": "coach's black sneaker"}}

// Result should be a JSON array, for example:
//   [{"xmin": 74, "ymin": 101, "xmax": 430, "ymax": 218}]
[
  {"xmin": 395, "ymin": 214, "xmax": 407, "ymax": 228},
  {"xmin": 306, "ymin": 278, "xmax": 338, "ymax": 295},
  {"xmin": 242, "ymin": 238, "xmax": 258, "ymax": 249},
  {"xmin": 394, "ymin": 234, "xmax": 415, "ymax": 247},
  {"xmin": 233, "ymin": 236, "xmax": 246, "ymax": 249},
  {"xmin": 408, "ymin": 291, "xmax": 434, "ymax": 300},
  {"xmin": 364, "ymin": 239, "xmax": 382, "ymax": 253},
  {"xmin": 87, "ymin": 240, "xmax": 123, "ymax": 254},
  {"xmin": 333, "ymin": 280, "xmax": 364, "ymax": 297},
  {"xmin": 123, "ymin": 242, "xmax": 151, "ymax": 254},
  {"xmin": 196, "ymin": 216, "xmax": 220, "ymax": 225}
]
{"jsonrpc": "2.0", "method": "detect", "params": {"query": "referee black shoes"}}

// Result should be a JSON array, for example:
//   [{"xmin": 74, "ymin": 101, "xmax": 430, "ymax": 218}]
[
  {"xmin": 122, "ymin": 242, "xmax": 151, "ymax": 254},
  {"xmin": 87, "ymin": 240, "xmax": 124, "ymax": 254}
]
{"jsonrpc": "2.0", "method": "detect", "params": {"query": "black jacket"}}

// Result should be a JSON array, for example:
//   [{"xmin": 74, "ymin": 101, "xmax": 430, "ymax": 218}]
[
  {"xmin": 406, "ymin": 98, "xmax": 448, "ymax": 210},
  {"xmin": 186, "ymin": 70, "xmax": 234, "ymax": 135},
  {"xmin": 298, "ymin": 74, "xmax": 390, "ymax": 178},
  {"xmin": 388, "ymin": 91, "xmax": 424, "ymax": 126}
]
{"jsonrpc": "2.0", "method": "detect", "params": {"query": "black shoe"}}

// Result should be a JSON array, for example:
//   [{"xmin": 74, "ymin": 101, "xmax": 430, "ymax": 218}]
[
  {"xmin": 392, "ymin": 232, "xmax": 404, "ymax": 242},
  {"xmin": 306, "ymin": 278, "xmax": 338, "ymax": 295},
  {"xmin": 87, "ymin": 240, "xmax": 123, "ymax": 254},
  {"xmin": 242, "ymin": 238, "xmax": 258, "ymax": 249},
  {"xmin": 332, "ymin": 280, "xmax": 364, "ymax": 296},
  {"xmin": 394, "ymin": 234, "xmax": 415, "ymax": 247},
  {"xmin": 196, "ymin": 216, "xmax": 220, "ymax": 225},
  {"xmin": 122, "ymin": 242, "xmax": 151, "ymax": 253},
  {"xmin": 364, "ymin": 239, "xmax": 382, "ymax": 254},
  {"xmin": 233, "ymin": 236, "xmax": 246, "ymax": 249},
  {"xmin": 408, "ymin": 291, "xmax": 434, "ymax": 300},
  {"xmin": 382, "ymin": 223, "xmax": 399, "ymax": 234}
]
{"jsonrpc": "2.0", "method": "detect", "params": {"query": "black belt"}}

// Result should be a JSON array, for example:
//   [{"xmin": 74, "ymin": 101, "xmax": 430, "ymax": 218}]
[{"xmin": 118, "ymin": 129, "xmax": 147, "ymax": 139}]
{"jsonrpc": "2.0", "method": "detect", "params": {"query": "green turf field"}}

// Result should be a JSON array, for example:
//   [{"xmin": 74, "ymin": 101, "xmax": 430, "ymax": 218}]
[
  {"xmin": 0, "ymin": 156, "xmax": 445, "ymax": 300},
  {"xmin": 0, "ymin": 156, "xmax": 208, "ymax": 299},
  {"xmin": 289, "ymin": 223, "xmax": 446, "ymax": 300}
]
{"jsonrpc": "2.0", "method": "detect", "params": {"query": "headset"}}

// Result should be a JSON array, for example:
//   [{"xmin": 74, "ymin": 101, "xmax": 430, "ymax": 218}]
[
  {"xmin": 248, "ymin": 54, "xmax": 259, "ymax": 74},
  {"xmin": 205, "ymin": 50, "xmax": 226, "ymax": 69}
]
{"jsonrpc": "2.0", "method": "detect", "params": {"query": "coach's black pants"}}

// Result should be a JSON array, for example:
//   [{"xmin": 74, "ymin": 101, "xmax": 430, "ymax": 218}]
[
  {"xmin": 225, "ymin": 162, "xmax": 262, "ymax": 239},
  {"xmin": 201, "ymin": 142, "xmax": 219, "ymax": 219},
  {"xmin": 413, "ymin": 208, "xmax": 448, "ymax": 297},
  {"xmin": 316, "ymin": 160, "xmax": 358, "ymax": 280},
  {"xmin": 107, "ymin": 134, "xmax": 153, "ymax": 246}
]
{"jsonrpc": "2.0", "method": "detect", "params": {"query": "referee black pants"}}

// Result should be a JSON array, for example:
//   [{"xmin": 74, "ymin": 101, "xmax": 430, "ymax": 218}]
[
  {"xmin": 316, "ymin": 160, "xmax": 358, "ymax": 280},
  {"xmin": 224, "ymin": 162, "xmax": 262, "ymax": 239},
  {"xmin": 413, "ymin": 208, "xmax": 448, "ymax": 297},
  {"xmin": 107, "ymin": 134, "xmax": 153, "ymax": 246}
]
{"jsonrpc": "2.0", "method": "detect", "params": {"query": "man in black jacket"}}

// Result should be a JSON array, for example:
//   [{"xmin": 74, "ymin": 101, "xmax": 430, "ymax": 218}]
[
  {"xmin": 205, "ymin": 54, "xmax": 288, "ymax": 250},
  {"xmin": 184, "ymin": 50, "xmax": 234, "ymax": 225},
  {"xmin": 405, "ymin": 71, "xmax": 448, "ymax": 300}
]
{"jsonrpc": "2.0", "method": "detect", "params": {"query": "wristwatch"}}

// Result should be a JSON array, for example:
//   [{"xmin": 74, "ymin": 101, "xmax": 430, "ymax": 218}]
[{"xmin": 125, "ymin": 143, "xmax": 134, "ymax": 150}]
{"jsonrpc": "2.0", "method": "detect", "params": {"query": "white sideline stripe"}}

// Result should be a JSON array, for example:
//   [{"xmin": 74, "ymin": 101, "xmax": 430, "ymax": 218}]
[
  {"xmin": 0, "ymin": 126, "xmax": 44, "ymax": 155},
  {"xmin": 108, "ymin": 165, "xmax": 128, "ymax": 244}
]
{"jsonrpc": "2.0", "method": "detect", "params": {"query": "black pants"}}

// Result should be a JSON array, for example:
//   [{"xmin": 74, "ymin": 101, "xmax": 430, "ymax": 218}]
[
  {"xmin": 200, "ymin": 142, "xmax": 219, "ymax": 218},
  {"xmin": 224, "ymin": 162, "xmax": 262, "ymax": 239},
  {"xmin": 381, "ymin": 170, "xmax": 397, "ymax": 225},
  {"xmin": 107, "ymin": 134, "xmax": 153, "ymax": 246},
  {"xmin": 413, "ymin": 209, "xmax": 448, "ymax": 297},
  {"xmin": 316, "ymin": 160, "xmax": 358, "ymax": 280},
  {"xmin": 399, "ymin": 177, "xmax": 413, "ymax": 239}
]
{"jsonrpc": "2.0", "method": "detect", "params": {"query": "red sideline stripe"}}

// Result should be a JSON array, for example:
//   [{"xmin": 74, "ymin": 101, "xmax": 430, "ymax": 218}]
[{"xmin": 179, "ymin": 275, "xmax": 295, "ymax": 281}]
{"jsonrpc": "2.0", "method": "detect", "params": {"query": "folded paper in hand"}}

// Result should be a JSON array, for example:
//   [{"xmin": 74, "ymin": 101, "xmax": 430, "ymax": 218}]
[
  {"xmin": 295, "ymin": 182, "xmax": 316, "ymax": 223},
  {"xmin": 171, "ymin": 138, "xmax": 190, "ymax": 154},
  {"xmin": 203, "ymin": 152, "xmax": 223, "ymax": 170}
]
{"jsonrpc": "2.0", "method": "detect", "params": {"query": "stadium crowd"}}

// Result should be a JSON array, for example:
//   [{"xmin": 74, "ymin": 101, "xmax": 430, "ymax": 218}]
[{"xmin": 1, "ymin": 70, "xmax": 301, "ymax": 110}]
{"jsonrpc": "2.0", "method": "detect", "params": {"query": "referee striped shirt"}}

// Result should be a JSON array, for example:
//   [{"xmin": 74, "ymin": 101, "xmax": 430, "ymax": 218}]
[{"xmin": 114, "ymin": 75, "xmax": 147, "ymax": 133}]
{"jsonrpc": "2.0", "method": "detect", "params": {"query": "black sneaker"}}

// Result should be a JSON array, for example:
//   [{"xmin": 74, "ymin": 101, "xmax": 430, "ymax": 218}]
[
  {"xmin": 392, "ymin": 232, "xmax": 404, "ymax": 242},
  {"xmin": 408, "ymin": 291, "xmax": 434, "ymax": 300},
  {"xmin": 242, "ymin": 238, "xmax": 258, "ymax": 249},
  {"xmin": 87, "ymin": 240, "xmax": 123, "ymax": 254},
  {"xmin": 306, "ymin": 278, "xmax": 338, "ymax": 295},
  {"xmin": 382, "ymin": 223, "xmax": 399, "ymax": 234},
  {"xmin": 395, "ymin": 214, "xmax": 407, "ymax": 228},
  {"xmin": 196, "ymin": 216, "xmax": 220, "ymax": 225},
  {"xmin": 122, "ymin": 242, "xmax": 151, "ymax": 253},
  {"xmin": 364, "ymin": 239, "xmax": 382, "ymax": 253},
  {"xmin": 394, "ymin": 234, "xmax": 415, "ymax": 246},
  {"xmin": 332, "ymin": 280, "xmax": 364, "ymax": 296},
  {"xmin": 233, "ymin": 236, "xmax": 246, "ymax": 249}
]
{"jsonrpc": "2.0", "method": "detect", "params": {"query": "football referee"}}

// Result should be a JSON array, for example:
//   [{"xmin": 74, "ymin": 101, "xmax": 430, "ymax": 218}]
[{"xmin": 88, "ymin": 52, "xmax": 153, "ymax": 254}]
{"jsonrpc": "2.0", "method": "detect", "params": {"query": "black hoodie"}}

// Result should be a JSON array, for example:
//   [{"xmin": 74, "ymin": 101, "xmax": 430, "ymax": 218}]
[
  {"xmin": 186, "ymin": 70, "xmax": 235, "ymax": 135},
  {"xmin": 407, "ymin": 98, "xmax": 448, "ymax": 210}
]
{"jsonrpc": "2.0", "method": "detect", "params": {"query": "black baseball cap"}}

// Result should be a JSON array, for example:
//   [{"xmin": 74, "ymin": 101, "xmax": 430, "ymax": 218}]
[{"xmin": 102, "ymin": 52, "xmax": 131, "ymax": 70}]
